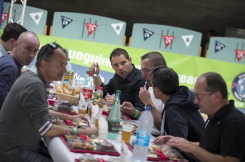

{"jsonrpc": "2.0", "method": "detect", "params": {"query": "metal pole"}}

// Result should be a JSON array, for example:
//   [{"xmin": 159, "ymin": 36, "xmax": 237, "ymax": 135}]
[
  {"xmin": 19, "ymin": 0, "xmax": 27, "ymax": 25},
  {"xmin": 8, "ymin": 0, "xmax": 27, "ymax": 25}
]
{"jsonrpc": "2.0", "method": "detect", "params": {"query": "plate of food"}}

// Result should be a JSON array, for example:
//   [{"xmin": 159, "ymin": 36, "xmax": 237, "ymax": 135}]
[
  {"xmin": 127, "ymin": 142, "xmax": 187, "ymax": 161},
  {"xmin": 50, "ymin": 117, "xmax": 89, "ymax": 129},
  {"xmin": 60, "ymin": 134, "xmax": 120, "ymax": 156}
]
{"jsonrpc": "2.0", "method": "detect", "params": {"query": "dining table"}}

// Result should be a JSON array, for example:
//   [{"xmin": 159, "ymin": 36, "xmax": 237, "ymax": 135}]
[
  {"xmin": 45, "ymin": 105, "xmax": 180, "ymax": 162},
  {"xmin": 45, "ymin": 105, "xmax": 138, "ymax": 162}
]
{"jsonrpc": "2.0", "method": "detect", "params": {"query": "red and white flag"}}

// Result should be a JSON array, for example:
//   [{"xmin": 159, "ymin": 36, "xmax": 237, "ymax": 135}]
[
  {"xmin": 235, "ymin": 49, "xmax": 245, "ymax": 61},
  {"xmin": 86, "ymin": 23, "xmax": 98, "ymax": 35},
  {"xmin": 163, "ymin": 35, "xmax": 174, "ymax": 47},
  {"xmin": 1, "ymin": 13, "xmax": 9, "ymax": 24}
]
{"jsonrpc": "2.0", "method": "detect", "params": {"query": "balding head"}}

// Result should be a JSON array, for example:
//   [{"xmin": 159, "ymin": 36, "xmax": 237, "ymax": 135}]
[{"xmin": 12, "ymin": 31, "xmax": 40, "ymax": 66}]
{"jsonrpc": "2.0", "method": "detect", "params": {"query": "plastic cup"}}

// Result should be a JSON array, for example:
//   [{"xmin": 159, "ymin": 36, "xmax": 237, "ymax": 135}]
[{"xmin": 121, "ymin": 122, "xmax": 134, "ymax": 143}]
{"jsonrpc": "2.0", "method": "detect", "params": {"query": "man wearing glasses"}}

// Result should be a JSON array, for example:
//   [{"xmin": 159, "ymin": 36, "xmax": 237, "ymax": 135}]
[
  {"xmin": 90, "ymin": 48, "xmax": 145, "ymax": 118},
  {"xmin": 121, "ymin": 51, "xmax": 167, "ymax": 134},
  {"xmin": 154, "ymin": 72, "xmax": 245, "ymax": 162}
]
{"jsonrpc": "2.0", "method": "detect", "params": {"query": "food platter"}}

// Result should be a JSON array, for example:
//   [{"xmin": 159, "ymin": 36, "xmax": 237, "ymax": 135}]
[
  {"xmin": 60, "ymin": 134, "xmax": 120, "ymax": 156},
  {"xmin": 127, "ymin": 142, "xmax": 187, "ymax": 161}
]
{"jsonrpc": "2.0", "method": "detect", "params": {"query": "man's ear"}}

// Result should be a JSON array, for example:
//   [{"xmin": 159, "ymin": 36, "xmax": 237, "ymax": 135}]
[
  {"xmin": 40, "ymin": 59, "xmax": 47, "ymax": 68},
  {"xmin": 213, "ymin": 91, "xmax": 221, "ymax": 100},
  {"xmin": 129, "ymin": 57, "xmax": 132, "ymax": 63},
  {"xmin": 13, "ymin": 39, "xmax": 18, "ymax": 47}
]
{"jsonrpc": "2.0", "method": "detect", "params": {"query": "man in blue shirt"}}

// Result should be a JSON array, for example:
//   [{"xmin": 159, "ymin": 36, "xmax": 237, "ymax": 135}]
[{"xmin": 0, "ymin": 31, "xmax": 40, "ymax": 109}]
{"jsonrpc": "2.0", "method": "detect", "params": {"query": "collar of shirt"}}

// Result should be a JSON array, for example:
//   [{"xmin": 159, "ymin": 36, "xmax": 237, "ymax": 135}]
[
  {"xmin": 0, "ymin": 44, "xmax": 7, "ymax": 56},
  {"xmin": 211, "ymin": 100, "xmax": 235, "ymax": 122}
]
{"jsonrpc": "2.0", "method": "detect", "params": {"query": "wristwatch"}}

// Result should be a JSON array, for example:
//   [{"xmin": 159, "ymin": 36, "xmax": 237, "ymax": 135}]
[{"xmin": 133, "ymin": 109, "xmax": 141, "ymax": 118}]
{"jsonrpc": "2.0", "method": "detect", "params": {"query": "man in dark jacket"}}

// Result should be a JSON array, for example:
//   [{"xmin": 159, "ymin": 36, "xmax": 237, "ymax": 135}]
[{"xmin": 151, "ymin": 67, "xmax": 204, "ymax": 162}]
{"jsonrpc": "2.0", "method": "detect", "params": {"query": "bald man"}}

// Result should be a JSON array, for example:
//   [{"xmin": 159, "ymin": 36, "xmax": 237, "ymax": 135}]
[{"xmin": 0, "ymin": 31, "xmax": 40, "ymax": 109}]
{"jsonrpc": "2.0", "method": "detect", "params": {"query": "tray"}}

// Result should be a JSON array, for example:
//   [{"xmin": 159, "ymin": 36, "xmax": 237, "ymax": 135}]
[
  {"xmin": 60, "ymin": 135, "xmax": 120, "ymax": 156},
  {"xmin": 126, "ymin": 142, "xmax": 167, "ymax": 161}
]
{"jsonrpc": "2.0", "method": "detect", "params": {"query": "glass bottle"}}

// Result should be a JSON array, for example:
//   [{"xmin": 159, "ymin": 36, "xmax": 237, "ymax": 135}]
[{"xmin": 107, "ymin": 90, "xmax": 121, "ymax": 139}]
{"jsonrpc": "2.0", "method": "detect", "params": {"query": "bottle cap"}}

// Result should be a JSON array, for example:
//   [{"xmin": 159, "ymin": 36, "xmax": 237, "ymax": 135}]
[
  {"xmin": 88, "ymin": 71, "xmax": 93, "ymax": 76},
  {"xmin": 97, "ymin": 86, "xmax": 103, "ymax": 90}
]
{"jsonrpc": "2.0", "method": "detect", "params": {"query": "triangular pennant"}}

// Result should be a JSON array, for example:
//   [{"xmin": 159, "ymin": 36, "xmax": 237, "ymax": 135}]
[
  {"xmin": 61, "ymin": 15, "xmax": 73, "ymax": 28},
  {"xmin": 163, "ymin": 35, "xmax": 174, "ymax": 47},
  {"xmin": 235, "ymin": 49, "xmax": 245, "ymax": 61},
  {"xmin": 1, "ymin": 13, "xmax": 9, "ymax": 24},
  {"xmin": 181, "ymin": 35, "xmax": 194, "ymax": 47},
  {"xmin": 29, "ymin": 12, "xmax": 43, "ymax": 25},
  {"xmin": 86, "ymin": 23, "xmax": 98, "ymax": 35},
  {"xmin": 215, "ymin": 40, "xmax": 226, "ymax": 53},
  {"xmin": 111, "ymin": 23, "xmax": 124, "ymax": 35},
  {"xmin": 143, "ymin": 28, "xmax": 154, "ymax": 41}
]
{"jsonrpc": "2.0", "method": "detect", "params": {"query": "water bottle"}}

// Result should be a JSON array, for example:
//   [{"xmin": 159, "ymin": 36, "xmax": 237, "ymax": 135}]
[
  {"xmin": 66, "ymin": 58, "xmax": 72, "ymax": 73},
  {"xmin": 132, "ymin": 106, "xmax": 153, "ymax": 162},
  {"xmin": 107, "ymin": 90, "xmax": 121, "ymax": 139},
  {"xmin": 63, "ymin": 58, "xmax": 72, "ymax": 89}
]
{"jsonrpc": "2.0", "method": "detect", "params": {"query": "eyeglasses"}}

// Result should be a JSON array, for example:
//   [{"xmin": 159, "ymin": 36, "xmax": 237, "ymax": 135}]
[
  {"xmin": 194, "ymin": 92, "xmax": 212, "ymax": 102},
  {"xmin": 140, "ymin": 67, "xmax": 154, "ymax": 73}
]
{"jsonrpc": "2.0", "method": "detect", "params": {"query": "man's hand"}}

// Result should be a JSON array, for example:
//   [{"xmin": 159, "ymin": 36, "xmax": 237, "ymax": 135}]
[
  {"xmin": 89, "ymin": 62, "xmax": 100, "ymax": 75},
  {"xmin": 121, "ymin": 101, "xmax": 137, "ymax": 116},
  {"xmin": 105, "ymin": 93, "xmax": 115, "ymax": 106},
  {"xmin": 80, "ymin": 127, "xmax": 98, "ymax": 136},
  {"xmin": 154, "ymin": 135, "xmax": 174, "ymax": 144},
  {"xmin": 139, "ymin": 85, "xmax": 152, "ymax": 105}
]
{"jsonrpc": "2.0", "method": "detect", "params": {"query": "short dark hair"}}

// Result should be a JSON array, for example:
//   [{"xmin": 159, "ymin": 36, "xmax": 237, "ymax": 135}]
[
  {"xmin": 201, "ymin": 72, "xmax": 228, "ymax": 99},
  {"xmin": 1, "ymin": 23, "xmax": 27, "ymax": 42},
  {"xmin": 141, "ymin": 51, "xmax": 167, "ymax": 67},
  {"xmin": 109, "ymin": 48, "xmax": 129, "ymax": 62},
  {"xmin": 35, "ymin": 42, "xmax": 68, "ymax": 67},
  {"xmin": 152, "ymin": 67, "xmax": 179, "ymax": 95}
]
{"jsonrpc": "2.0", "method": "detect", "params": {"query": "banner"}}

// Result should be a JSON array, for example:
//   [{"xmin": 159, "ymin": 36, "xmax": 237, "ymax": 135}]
[{"xmin": 35, "ymin": 35, "xmax": 245, "ymax": 109}]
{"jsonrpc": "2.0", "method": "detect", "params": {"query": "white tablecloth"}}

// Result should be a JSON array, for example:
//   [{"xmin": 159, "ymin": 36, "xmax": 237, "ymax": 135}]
[
  {"xmin": 44, "ymin": 133, "xmax": 133, "ymax": 162},
  {"xmin": 45, "ymin": 107, "xmax": 158, "ymax": 162}
]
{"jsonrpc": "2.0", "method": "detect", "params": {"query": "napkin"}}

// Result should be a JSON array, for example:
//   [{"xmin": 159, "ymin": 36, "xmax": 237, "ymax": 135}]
[
  {"xmin": 120, "ymin": 141, "xmax": 131, "ymax": 162},
  {"xmin": 91, "ymin": 104, "xmax": 99, "ymax": 125},
  {"xmin": 98, "ymin": 116, "xmax": 108, "ymax": 140}
]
